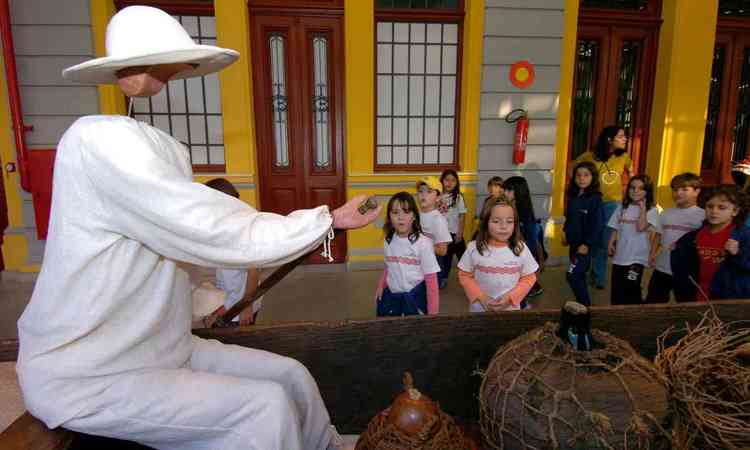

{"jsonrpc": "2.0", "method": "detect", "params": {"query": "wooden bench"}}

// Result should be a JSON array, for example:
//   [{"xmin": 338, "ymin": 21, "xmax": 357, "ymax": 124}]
[{"xmin": 1, "ymin": 300, "xmax": 749, "ymax": 449}]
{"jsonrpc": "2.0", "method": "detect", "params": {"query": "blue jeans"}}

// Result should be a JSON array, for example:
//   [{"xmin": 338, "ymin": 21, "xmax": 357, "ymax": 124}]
[
  {"xmin": 377, "ymin": 282, "xmax": 427, "ymax": 316},
  {"xmin": 591, "ymin": 201, "xmax": 618, "ymax": 287},
  {"xmin": 566, "ymin": 248, "xmax": 592, "ymax": 306}
]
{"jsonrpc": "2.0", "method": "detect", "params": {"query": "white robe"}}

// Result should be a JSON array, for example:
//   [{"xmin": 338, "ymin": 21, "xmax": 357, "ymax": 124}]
[{"xmin": 16, "ymin": 115, "xmax": 336, "ymax": 449}]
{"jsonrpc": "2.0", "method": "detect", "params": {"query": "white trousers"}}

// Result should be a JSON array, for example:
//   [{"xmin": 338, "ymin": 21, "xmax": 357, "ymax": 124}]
[{"xmin": 63, "ymin": 336, "xmax": 336, "ymax": 450}]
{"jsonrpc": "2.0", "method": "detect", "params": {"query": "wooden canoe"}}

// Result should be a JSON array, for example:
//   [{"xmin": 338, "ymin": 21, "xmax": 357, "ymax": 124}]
[{"xmin": 1, "ymin": 300, "xmax": 749, "ymax": 449}]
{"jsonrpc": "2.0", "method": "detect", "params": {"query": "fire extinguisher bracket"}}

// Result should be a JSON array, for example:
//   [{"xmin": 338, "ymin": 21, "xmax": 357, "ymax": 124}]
[{"xmin": 505, "ymin": 109, "xmax": 529, "ymax": 166}]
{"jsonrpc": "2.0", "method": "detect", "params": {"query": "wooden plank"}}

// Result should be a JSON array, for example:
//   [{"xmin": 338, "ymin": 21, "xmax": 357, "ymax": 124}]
[
  {"xmin": 1, "ymin": 301, "xmax": 749, "ymax": 448},
  {"xmin": 0, "ymin": 413, "xmax": 73, "ymax": 450}
]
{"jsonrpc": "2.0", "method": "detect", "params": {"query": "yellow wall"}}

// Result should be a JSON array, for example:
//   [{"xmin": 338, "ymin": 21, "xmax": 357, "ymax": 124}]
[
  {"xmin": 344, "ymin": 0, "xmax": 483, "ymax": 265},
  {"xmin": 547, "ymin": 0, "xmax": 579, "ymax": 258},
  {"xmin": 646, "ymin": 0, "xmax": 718, "ymax": 207}
]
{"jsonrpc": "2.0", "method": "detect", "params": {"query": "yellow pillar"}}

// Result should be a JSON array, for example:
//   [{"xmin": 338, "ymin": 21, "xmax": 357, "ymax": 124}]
[
  {"xmin": 90, "ymin": 0, "xmax": 126, "ymax": 115},
  {"xmin": 548, "ymin": 0, "xmax": 579, "ymax": 258},
  {"xmin": 646, "ymin": 0, "xmax": 718, "ymax": 207},
  {"xmin": 458, "ymin": 0, "xmax": 483, "ymax": 175}
]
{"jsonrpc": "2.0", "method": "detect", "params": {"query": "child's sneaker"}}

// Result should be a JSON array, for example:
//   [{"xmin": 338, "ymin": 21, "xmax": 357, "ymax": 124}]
[{"xmin": 526, "ymin": 283, "xmax": 544, "ymax": 298}]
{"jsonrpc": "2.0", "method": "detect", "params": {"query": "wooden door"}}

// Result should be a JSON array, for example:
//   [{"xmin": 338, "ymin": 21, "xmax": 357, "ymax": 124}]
[
  {"xmin": 0, "ymin": 157, "xmax": 7, "ymax": 272},
  {"xmin": 569, "ymin": 23, "xmax": 659, "ymax": 173},
  {"xmin": 702, "ymin": 26, "xmax": 750, "ymax": 185},
  {"xmin": 250, "ymin": 10, "xmax": 346, "ymax": 262}
]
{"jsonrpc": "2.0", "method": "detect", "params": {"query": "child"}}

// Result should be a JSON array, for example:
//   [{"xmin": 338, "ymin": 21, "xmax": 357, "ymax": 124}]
[
  {"xmin": 473, "ymin": 176, "xmax": 504, "ymax": 241},
  {"xmin": 672, "ymin": 185, "xmax": 750, "ymax": 301},
  {"xmin": 502, "ymin": 176, "xmax": 545, "ymax": 300},
  {"xmin": 645, "ymin": 173, "xmax": 704, "ymax": 303},
  {"xmin": 204, "ymin": 178, "xmax": 262, "ymax": 325},
  {"xmin": 437, "ymin": 169, "xmax": 467, "ymax": 289},
  {"xmin": 376, "ymin": 192, "xmax": 441, "ymax": 316},
  {"xmin": 417, "ymin": 176, "xmax": 452, "ymax": 258},
  {"xmin": 563, "ymin": 161, "xmax": 604, "ymax": 306},
  {"xmin": 607, "ymin": 175, "xmax": 660, "ymax": 305},
  {"xmin": 732, "ymin": 159, "xmax": 750, "ymax": 227},
  {"xmin": 457, "ymin": 196, "xmax": 538, "ymax": 312}
]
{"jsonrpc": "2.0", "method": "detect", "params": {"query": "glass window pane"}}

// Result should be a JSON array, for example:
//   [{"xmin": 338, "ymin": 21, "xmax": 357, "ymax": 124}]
[
  {"xmin": 439, "ymin": 146, "xmax": 453, "ymax": 164},
  {"xmin": 186, "ymin": 77, "xmax": 205, "ymax": 113},
  {"xmin": 180, "ymin": 16, "xmax": 199, "ymax": 37},
  {"xmin": 207, "ymin": 116, "xmax": 223, "ymax": 145},
  {"xmin": 427, "ymin": 24, "xmax": 442, "ymax": 43},
  {"xmin": 570, "ymin": 39, "xmax": 600, "ymax": 160},
  {"xmin": 312, "ymin": 36, "xmax": 330, "ymax": 168},
  {"xmin": 394, "ymin": 44, "xmax": 409, "ymax": 73},
  {"xmin": 189, "ymin": 115, "xmax": 206, "ymax": 144},
  {"xmin": 394, "ymin": 23, "xmax": 409, "ymax": 43},
  {"xmin": 442, "ymin": 45, "xmax": 457, "ymax": 74},
  {"xmin": 409, "ymin": 147, "xmax": 423, "ymax": 164},
  {"xmin": 443, "ymin": 24, "xmax": 458, "ymax": 44},
  {"xmin": 209, "ymin": 146, "xmax": 225, "ymax": 165},
  {"xmin": 393, "ymin": 76, "xmax": 408, "ymax": 115},
  {"xmin": 393, "ymin": 146, "xmax": 408, "ymax": 164},
  {"xmin": 377, "ymin": 22, "xmax": 392, "ymax": 42},
  {"xmin": 378, "ymin": 118, "xmax": 392, "ymax": 145},
  {"xmin": 424, "ymin": 146, "xmax": 438, "ymax": 163},
  {"xmin": 133, "ymin": 97, "xmax": 150, "ymax": 113},
  {"xmin": 151, "ymin": 87, "xmax": 168, "ymax": 113},
  {"xmin": 377, "ymin": 146, "xmax": 392, "ymax": 164},
  {"xmin": 154, "ymin": 115, "xmax": 170, "ymax": 135},
  {"xmin": 440, "ymin": 117, "xmax": 454, "ymax": 145},
  {"xmin": 409, "ymin": 76, "xmax": 424, "ymax": 115},
  {"xmin": 409, "ymin": 117, "xmax": 423, "ymax": 145},
  {"xmin": 703, "ymin": 45, "xmax": 725, "ymax": 169},
  {"xmin": 393, "ymin": 118, "xmax": 407, "ymax": 145},
  {"xmin": 410, "ymin": 45, "xmax": 425, "ymax": 74},
  {"xmin": 191, "ymin": 146, "xmax": 208, "ymax": 164},
  {"xmin": 204, "ymin": 73, "xmax": 222, "ymax": 114},
  {"xmin": 411, "ymin": 23, "xmax": 426, "ymax": 43},
  {"xmin": 172, "ymin": 115, "xmax": 188, "ymax": 144},
  {"xmin": 270, "ymin": 34, "xmax": 289, "ymax": 167},
  {"xmin": 425, "ymin": 77, "xmax": 440, "ymax": 115},
  {"xmin": 441, "ymin": 76, "xmax": 456, "ymax": 116},
  {"xmin": 377, "ymin": 44, "xmax": 393, "ymax": 73},
  {"xmin": 377, "ymin": 75, "xmax": 392, "ymax": 115},
  {"xmin": 167, "ymin": 81, "xmax": 186, "ymax": 113},
  {"xmin": 426, "ymin": 46, "xmax": 441, "ymax": 73},
  {"xmin": 425, "ymin": 118, "xmax": 439, "ymax": 145},
  {"xmin": 200, "ymin": 16, "xmax": 216, "ymax": 38}
]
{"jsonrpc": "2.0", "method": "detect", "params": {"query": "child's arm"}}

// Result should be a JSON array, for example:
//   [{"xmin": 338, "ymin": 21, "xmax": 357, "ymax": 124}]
[
  {"xmin": 495, "ymin": 273, "xmax": 537, "ymax": 309},
  {"xmin": 724, "ymin": 235, "xmax": 750, "ymax": 269},
  {"xmin": 375, "ymin": 267, "xmax": 388, "ymax": 301},
  {"xmin": 636, "ymin": 201, "xmax": 649, "ymax": 232},
  {"xmin": 608, "ymin": 229, "xmax": 618, "ymax": 256},
  {"xmin": 238, "ymin": 268, "xmax": 261, "ymax": 325},
  {"xmin": 425, "ymin": 273, "xmax": 439, "ymax": 314},
  {"xmin": 458, "ymin": 269, "xmax": 491, "ymax": 310},
  {"xmin": 456, "ymin": 213, "xmax": 465, "ymax": 243},
  {"xmin": 649, "ymin": 232, "xmax": 662, "ymax": 268}
]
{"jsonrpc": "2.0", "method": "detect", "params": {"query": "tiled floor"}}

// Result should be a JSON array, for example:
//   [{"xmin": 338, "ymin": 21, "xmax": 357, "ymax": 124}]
[{"xmin": 0, "ymin": 263, "xmax": 619, "ymax": 432}]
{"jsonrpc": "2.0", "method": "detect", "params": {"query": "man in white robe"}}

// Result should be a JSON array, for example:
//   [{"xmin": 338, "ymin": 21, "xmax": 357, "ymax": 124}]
[{"xmin": 16, "ymin": 6, "xmax": 380, "ymax": 450}]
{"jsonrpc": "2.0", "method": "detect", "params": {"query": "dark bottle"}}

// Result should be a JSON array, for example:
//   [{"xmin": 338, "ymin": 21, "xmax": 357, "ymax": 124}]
[{"xmin": 557, "ymin": 301, "xmax": 595, "ymax": 351}]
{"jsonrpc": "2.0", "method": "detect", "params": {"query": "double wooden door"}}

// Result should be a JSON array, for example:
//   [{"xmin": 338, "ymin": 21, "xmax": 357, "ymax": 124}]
[
  {"xmin": 702, "ymin": 29, "xmax": 750, "ymax": 185},
  {"xmin": 250, "ymin": 9, "xmax": 346, "ymax": 262},
  {"xmin": 569, "ymin": 23, "xmax": 659, "ymax": 173}
]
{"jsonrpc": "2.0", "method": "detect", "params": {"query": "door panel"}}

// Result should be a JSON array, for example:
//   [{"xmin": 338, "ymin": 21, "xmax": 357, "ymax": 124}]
[
  {"xmin": 251, "ymin": 10, "xmax": 346, "ymax": 262},
  {"xmin": 569, "ymin": 23, "xmax": 658, "ymax": 174}
]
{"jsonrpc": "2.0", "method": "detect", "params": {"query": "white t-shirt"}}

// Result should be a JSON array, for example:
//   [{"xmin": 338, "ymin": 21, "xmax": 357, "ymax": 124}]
[
  {"xmin": 216, "ymin": 268, "xmax": 263, "ymax": 322},
  {"xmin": 607, "ymin": 204, "xmax": 660, "ymax": 266},
  {"xmin": 653, "ymin": 206, "xmax": 704, "ymax": 275},
  {"xmin": 420, "ymin": 209, "xmax": 452, "ymax": 245},
  {"xmin": 457, "ymin": 241, "xmax": 539, "ymax": 312},
  {"xmin": 384, "ymin": 234, "xmax": 441, "ymax": 293},
  {"xmin": 440, "ymin": 193, "xmax": 467, "ymax": 235}
]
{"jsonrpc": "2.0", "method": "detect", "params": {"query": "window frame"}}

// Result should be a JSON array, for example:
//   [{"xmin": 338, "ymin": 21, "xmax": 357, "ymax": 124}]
[
  {"xmin": 115, "ymin": 0, "xmax": 225, "ymax": 173},
  {"xmin": 373, "ymin": 3, "xmax": 464, "ymax": 172}
]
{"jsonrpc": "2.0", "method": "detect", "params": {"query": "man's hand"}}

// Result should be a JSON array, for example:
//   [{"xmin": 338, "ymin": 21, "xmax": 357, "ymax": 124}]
[
  {"xmin": 726, "ymin": 238, "xmax": 740, "ymax": 256},
  {"xmin": 332, "ymin": 195, "xmax": 383, "ymax": 230},
  {"xmin": 608, "ymin": 240, "xmax": 616, "ymax": 257}
]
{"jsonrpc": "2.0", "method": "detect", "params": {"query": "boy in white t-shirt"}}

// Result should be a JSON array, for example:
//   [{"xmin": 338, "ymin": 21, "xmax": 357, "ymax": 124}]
[
  {"xmin": 376, "ymin": 192, "xmax": 440, "ymax": 315},
  {"xmin": 458, "ymin": 196, "xmax": 538, "ymax": 312},
  {"xmin": 607, "ymin": 175, "xmax": 660, "ymax": 305},
  {"xmin": 645, "ymin": 173, "xmax": 704, "ymax": 303},
  {"xmin": 417, "ymin": 176, "xmax": 452, "ymax": 258}
]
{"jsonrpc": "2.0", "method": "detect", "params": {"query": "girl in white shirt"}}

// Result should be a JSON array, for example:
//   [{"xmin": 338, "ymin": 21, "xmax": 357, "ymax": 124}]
[
  {"xmin": 607, "ymin": 174, "xmax": 660, "ymax": 305},
  {"xmin": 376, "ymin": 192, "xmax": 441, "ymax": 316},
  {"xmin": 438, "ymin": 169, "xmax": 467, "ymax": 289},
  {"xmin": 457, "ymin": 196, "xmax": 538, "ymax": 312}
]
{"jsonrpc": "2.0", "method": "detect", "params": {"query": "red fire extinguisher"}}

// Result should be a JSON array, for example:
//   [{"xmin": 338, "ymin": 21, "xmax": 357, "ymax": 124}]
[{"xmin": 505, "ymin": 109, "xmax": 528, "ymax": 165}]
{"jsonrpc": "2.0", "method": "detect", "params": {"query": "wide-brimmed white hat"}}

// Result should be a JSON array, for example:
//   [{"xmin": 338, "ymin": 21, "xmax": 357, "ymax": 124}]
[{"xmin": 63, "ymin": 5, "xmax": 239, "ymax": 84}]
